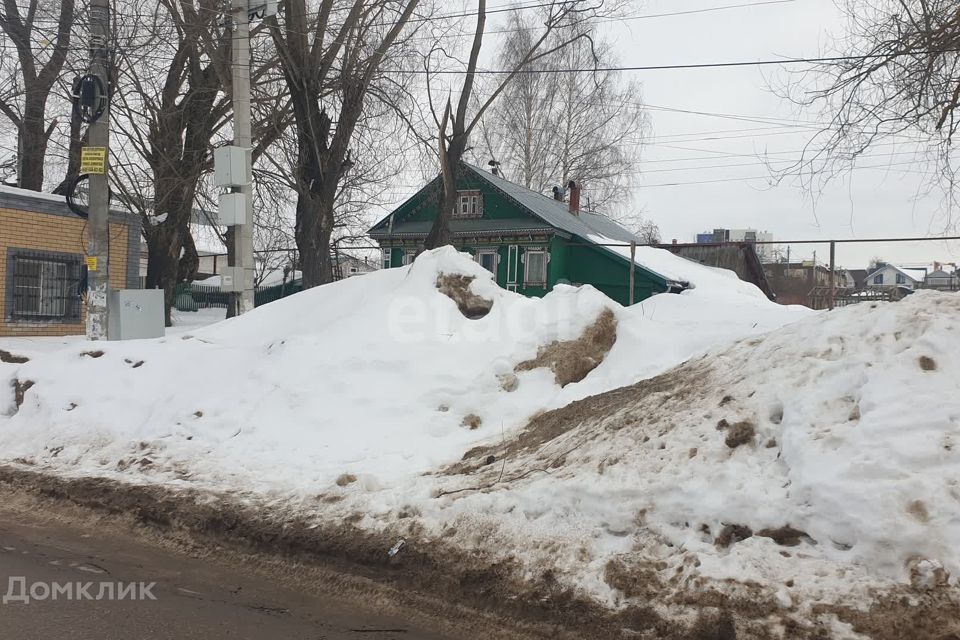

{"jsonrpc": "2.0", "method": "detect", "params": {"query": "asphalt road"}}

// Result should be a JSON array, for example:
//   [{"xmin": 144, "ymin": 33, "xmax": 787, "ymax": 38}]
[{"xmin": 0, "ymin": 514, "xmax": 454, "ymax": 640}]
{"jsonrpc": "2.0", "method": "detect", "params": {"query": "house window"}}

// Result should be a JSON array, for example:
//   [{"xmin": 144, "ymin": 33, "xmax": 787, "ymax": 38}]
[
  {"xmin": 454, "ymin": 190, "xmax": 483, "ymax": 218},
  {"xmin": 476, "ymin": 249, "xmax": 497, "ymax": 274},
  {"xmin": 873, "ymin": 273, "xmax": 884, "ymax": 285},
  {"xmin": 895, "ymin": 273, "xmax": 906, "ymax": 285},
  {"xmin": 382, "ymin": 249, "xmax": 391, "ymax": 269},
  {"xmin": 349, "ymin": 266, "xmax": 358, "ymax": 274},
  {"xmin": 523, "ymin": 250, "xmax": 548, "ymax": 286},
  {"xmin": 402, "ymin": 250, "xmax": 417, "ymax": 266},
  {"xmin": 10, "ymin": 252, "xmax": 82, "ymax": 320}
]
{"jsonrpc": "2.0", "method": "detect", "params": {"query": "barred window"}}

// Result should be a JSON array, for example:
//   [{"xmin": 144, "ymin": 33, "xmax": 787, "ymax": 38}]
[{"xmin": 10, "ymin": 253, "xmax": 82, "ymax": 320}]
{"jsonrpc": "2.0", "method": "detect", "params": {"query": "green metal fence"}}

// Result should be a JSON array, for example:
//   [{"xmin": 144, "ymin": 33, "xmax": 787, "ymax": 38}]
[{"xmin": 173, "ymin": 280, "xmax": 304, "ymax": 312}]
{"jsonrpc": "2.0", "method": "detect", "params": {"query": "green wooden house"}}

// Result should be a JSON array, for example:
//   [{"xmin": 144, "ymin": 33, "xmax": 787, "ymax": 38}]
[{"xmin": 368, "ymin": 163, "xmax": 688, "ymax": 305}]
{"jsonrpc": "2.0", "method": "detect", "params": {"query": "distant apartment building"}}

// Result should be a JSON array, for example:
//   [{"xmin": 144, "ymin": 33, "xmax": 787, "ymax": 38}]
[{"xmin": 696, "ymin": 228, "xmax": 775, "ymax": 262}]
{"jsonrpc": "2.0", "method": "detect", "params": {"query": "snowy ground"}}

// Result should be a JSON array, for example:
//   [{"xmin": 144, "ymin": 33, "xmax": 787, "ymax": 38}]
[{"xmin": 1, "ymin": 247, "xmax": 957, "ymax": 637}]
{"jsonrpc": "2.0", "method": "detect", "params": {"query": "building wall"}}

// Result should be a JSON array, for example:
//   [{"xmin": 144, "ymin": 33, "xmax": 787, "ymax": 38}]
[
  {"xmin": 383, "ymin": 237, "xmax": 665, "ymax": 306},
  {"xmin": 0, "ymin": 190, "xmax": 140, "ymax": 337},
  {"xmin": 567, "ymin": 244, "xmax": 665, "ymax": 305}
]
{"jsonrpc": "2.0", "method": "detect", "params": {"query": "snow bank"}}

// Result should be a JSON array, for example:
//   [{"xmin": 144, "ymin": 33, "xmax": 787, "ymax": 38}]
[
  {"xmin": 0, "ymin": 247, "xmax": 829, "ymax": 622},
  {"xmin": 0, "ymin": 248, "xmax": 800, "ymax": 495},
  {"xmin": 425, "ymin": 291, "xmax": 960, "ymax": 616}
]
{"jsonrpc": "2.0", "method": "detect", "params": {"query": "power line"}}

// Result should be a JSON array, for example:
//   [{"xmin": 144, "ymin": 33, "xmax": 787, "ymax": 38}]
[{"xmin": 408, "ymin": 48, "xmax": 960, "ymax": 75}]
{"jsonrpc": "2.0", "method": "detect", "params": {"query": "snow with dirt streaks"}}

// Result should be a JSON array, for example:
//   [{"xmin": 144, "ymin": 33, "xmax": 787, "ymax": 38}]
[
  {"xmin": 12, "ymin": 247, "xmax": 928, "ymax": 622},
  {"xmin": 423, "ymin": 290, "xmax": 960, "ymax": 618}
]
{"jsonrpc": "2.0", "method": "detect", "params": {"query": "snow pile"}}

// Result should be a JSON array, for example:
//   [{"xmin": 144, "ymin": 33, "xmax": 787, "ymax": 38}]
[
  {"xmin": 424, "ymin": 290, "xmax": 960, "ymax": 617},
  {"xmin": 590, "ymin": 232, "xmax": 770, "ymax": 302},
  {"xmin": 0, "ymin": 247, "xmax": 804, "ymax": 497}
]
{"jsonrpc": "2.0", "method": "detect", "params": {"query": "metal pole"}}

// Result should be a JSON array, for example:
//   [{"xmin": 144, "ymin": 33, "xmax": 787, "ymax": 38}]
[
  {"xmin": 231, "ymin": 0, "xmax": 255, "ymax": 313},
  {"xmin": 828, "ymin": 240, "xmax": 836, "ymax": 310},
  {"xmin": 629, "ymin": 241, "xmax": 636, "ymax": 305},
  {"xmin": 86, "ymin": 0, "xmax": 111, "ymax": 339}
]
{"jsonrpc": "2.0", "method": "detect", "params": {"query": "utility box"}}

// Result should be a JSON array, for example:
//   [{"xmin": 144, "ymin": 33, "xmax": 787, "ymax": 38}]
[
  {"xmin": 220, "ymin": 266, "xmax": 252, "ymax": 293},
  {"xmin": 218, "ymin": 192, "xmax": 246, "ymax": 226},
  {"xmin": 107, "ymin": 289, "xmax": 165, "ymax": 341},
  {"xmin": 214, "ymin": 145, "xmax": 251, "ymax": 187}
]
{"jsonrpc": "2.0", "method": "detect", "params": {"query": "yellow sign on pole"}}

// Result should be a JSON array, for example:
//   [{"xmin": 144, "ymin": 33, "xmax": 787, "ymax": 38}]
[
  {"xmin": 80, "ymin": 147, "xmax": 107, "ymax": 174},
  {"xmin": 85, "ymin": 256, "xmax": 98, "ymax": 272}
]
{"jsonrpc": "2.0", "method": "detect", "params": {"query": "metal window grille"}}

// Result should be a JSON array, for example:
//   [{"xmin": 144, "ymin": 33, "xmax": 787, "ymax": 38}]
[{"xmin": 11, "ymin": 253, "xmax": 82, "ymax": 320}]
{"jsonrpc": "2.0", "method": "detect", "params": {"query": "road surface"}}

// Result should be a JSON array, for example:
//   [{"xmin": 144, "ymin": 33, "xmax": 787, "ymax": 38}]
[{"xmin": 0, "ymin": 511, "xmax": 456, "ymax": 640}]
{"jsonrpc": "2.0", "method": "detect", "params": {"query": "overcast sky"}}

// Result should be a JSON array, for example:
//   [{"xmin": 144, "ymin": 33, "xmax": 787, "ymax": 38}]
[{"xmin": 591, "ymin": 0, "xmax": 960, "ymax": 271}]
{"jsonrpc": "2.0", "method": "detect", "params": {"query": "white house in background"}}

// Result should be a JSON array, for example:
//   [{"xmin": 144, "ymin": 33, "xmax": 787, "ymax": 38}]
[{"xmin": 865, "ymin": 264, "xmax": 926, "ymax": 290}]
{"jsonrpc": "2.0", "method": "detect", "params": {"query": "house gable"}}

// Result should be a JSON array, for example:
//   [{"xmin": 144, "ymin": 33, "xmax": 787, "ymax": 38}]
[
  {"xmin": 866, "ymin": 264, "xmax": 921, "ymax": 287},
  {"xmin": 368, "ymin": 169, "xmax": 552, "ymax": 237}
]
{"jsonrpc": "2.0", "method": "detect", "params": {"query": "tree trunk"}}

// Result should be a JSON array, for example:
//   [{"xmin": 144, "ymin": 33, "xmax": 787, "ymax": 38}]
[
  {"xmin": 144, "ymin": 224, "xmax": 183, "ymax": 327},
  {"xmin": 17, "ymin": 102, "xmax": 51, "ymax": 191},
  {"xmin": 296, "ymin": 190, "xmax": 334, "ymax": 288},
  {"xmin": 424, "ymin": 141, "xmax": 466, "ymax": 249}
]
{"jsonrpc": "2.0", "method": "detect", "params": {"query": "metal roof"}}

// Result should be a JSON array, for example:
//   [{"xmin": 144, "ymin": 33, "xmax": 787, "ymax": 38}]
[{"xmin": 469, "ymin": 165, "xmax": 641, "ymax": 244}]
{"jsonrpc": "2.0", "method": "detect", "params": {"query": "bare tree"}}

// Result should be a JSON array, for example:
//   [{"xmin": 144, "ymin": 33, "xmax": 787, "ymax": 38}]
[
  {"xmin": 422, "ymin": 0, "xmax": 606, "ymax": 249},
  {"xmin": 474, "ymin": 12, "xmax": 646, "ymax": 213},
  {"xmin": 635, "ymin": 219, "xmax": 661, "ymax": 244},
  {"xmin": 110, "ymin": 0, "xmax": 286, "ymax": 324},
  {"xmin": 783, "ymin": 1, "xmax": 960, "ymax": 202},
  {"xmin": 267, "ymin": 0, "xmax": 422, "ymax": 289},
  {"xmin": 0, "ymin": 0, "xmax": 75, "ymax": 191}
]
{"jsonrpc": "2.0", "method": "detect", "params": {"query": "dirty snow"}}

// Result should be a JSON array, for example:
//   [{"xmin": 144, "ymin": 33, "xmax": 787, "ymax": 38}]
[
  {"xmin": 423, "ymin": 290, "xmax": 960, "ymax": 618},
  {"xmin": 4, "ymin": 247, "xmax": 956, "ymax": 631}
]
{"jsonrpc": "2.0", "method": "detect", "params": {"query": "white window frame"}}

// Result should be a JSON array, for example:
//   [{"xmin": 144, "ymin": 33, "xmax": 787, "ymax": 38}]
[
  {"xmin": 402, "ymin": 249, "xmax": 417, "ymax": 266},
  {"xmin": 873, "ymin": 273, "xmax": 884, "ymax": 285},
  {"xmin": 522, "ymin": 249, "xmax": 548, "ymax": 286},
  {"xmin": 382, "ymin": 249, "xmax": 392, "ymax": 269},
  {"xmin": 475, "ymin": 249, "xmax": 498, "ymax": 274},
  {"xmin": 453, "ymin": 190, "xmax": 483, "ymax": 218},
  {"xmin": 895, "ymin": 272, "xmax": 906, "ymax": 285}
]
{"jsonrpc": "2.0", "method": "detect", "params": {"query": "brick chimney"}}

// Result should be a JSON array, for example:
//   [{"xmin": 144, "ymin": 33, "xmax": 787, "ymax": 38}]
[{"xmin": 568, "ymin": 180, "xmax": 580, "ymax": 215}]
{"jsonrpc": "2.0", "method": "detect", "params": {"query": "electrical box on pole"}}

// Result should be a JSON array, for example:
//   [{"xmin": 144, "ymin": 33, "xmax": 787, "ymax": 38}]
[
  {"xmin": 217, "ymin": 192, "xmax": 247, "ymax": 226},
  {"xmin": 214, "ymin": 145, "xmax": 251, "ymax": 187},
  {"xmin": 220, "ymin": 266, "xmax": 253, "ymax": 293}
]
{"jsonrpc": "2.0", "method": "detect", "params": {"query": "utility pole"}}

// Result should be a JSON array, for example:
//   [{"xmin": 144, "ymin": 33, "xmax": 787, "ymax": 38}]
[
  {"xmin": 230, "ymin": 0, "xmax": 255, "ymax": 313},
  {"xmin": 85, "ymin": 0, "xmax": 111, "ymax": 339},
  {"xmin": 828, "ymin": 240, "xmax": 836, "ymax": 310}
]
